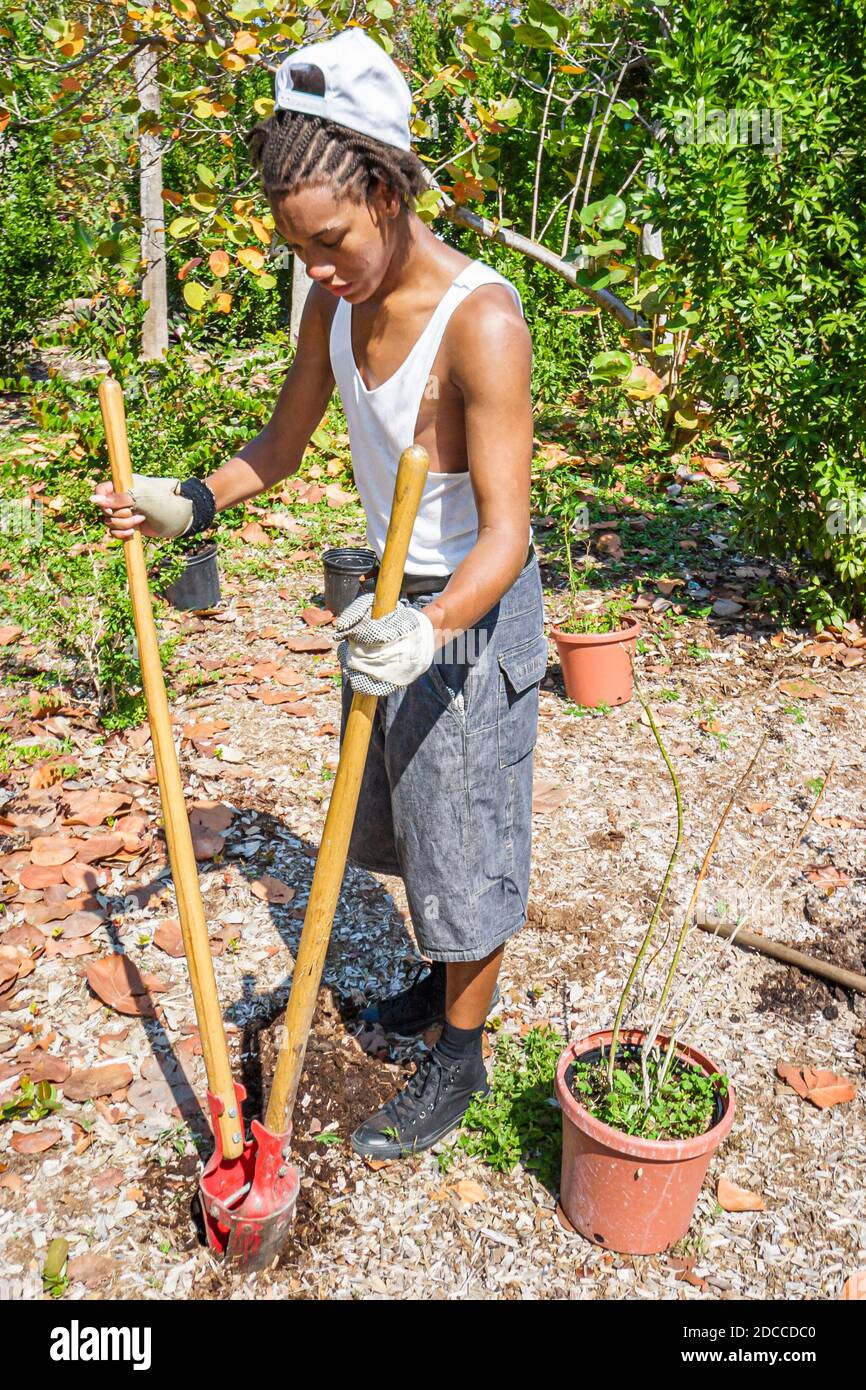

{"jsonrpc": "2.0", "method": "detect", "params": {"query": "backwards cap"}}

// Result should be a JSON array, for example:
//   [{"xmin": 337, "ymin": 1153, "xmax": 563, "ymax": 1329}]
[{"xmin": 273, "ymin": 28, "xmax": 412, "ymax": 153}]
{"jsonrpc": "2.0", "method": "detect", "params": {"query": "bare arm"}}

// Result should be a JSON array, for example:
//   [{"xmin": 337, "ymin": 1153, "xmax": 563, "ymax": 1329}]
[
  {"xmin": 423, "ymin": 287, "xmax": 533, "ymax": 649},
  {"xmin": 205, "ymin": 284, "xmax": 336, "ymax": 511},
  {"xmin": 92, "ymin": 285, "xmax": 337, "ymax": 538}
]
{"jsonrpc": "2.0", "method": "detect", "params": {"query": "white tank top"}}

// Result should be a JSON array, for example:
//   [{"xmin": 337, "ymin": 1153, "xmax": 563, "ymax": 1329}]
[{"xmin": 328, "ymin": 254, "xmax": 534, "ymax": 576}]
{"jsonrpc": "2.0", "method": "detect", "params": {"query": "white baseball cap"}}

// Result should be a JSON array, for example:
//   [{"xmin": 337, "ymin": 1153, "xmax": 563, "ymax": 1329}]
[{"xmin": 273, "ymin": 28, "xmax": 412, "ymax": 153}]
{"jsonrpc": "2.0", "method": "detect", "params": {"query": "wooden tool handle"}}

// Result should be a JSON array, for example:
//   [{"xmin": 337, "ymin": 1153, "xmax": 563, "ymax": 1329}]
[
  {"xmin": 695, "ymin": 914, "xmax": 866, "ymax": 995},
  {"xmin": 98, "ymin": 378, "xmax": 242, "ymax": 1159},
  {"xmin": 265, "ymin": 445, "xmax": 430, "ymax": 1133}
]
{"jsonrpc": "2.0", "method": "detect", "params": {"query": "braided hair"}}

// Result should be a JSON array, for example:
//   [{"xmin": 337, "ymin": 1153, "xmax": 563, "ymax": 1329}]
[{"xmin": 247, "ymin": 107, "xmax": 429, "ymax": 207}]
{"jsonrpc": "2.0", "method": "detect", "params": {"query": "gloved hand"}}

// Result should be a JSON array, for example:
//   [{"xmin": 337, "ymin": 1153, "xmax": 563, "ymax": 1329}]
[
  {"xmin": 336, "ymin": 593, "xmax": 436, "ymax": 697},
  {"xmin": 90, "ymin": 474, "xmax": 194, "ymax": 540}
]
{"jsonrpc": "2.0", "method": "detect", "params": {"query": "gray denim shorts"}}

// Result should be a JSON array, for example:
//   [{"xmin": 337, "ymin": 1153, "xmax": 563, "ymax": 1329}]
[{"xmin": 339, "ymin": 550, "xmax": 547, "ymax": 963}]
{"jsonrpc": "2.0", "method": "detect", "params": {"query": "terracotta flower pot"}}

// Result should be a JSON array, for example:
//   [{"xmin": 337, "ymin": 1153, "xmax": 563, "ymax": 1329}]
[
  {"xmin": 550, "ymin": 618, "xmax": 640, "ymax": 708},
  {"xmin": 555, "ymin": 1029, "xmax": 735, "ymax": 1255}
]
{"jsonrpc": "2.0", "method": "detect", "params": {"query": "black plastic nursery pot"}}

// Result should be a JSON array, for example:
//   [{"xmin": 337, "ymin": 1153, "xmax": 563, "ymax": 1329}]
[
  {"xmin": 322, "ymin": 546, "xmax": 378, "ymax": 616},
  {"xmin": 155, "ymin": 541, "xmax": 221, "ymax": 612}
]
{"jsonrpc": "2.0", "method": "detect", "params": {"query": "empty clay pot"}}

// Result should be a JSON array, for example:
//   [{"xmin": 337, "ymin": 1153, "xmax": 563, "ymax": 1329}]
[
  {"xmin": 555, "ymin": 1029, "xmax": 734, "ymax": 1255},
  {"xmin": 551, "ymin": 618, "xmax": 640, "ymax": 707}
]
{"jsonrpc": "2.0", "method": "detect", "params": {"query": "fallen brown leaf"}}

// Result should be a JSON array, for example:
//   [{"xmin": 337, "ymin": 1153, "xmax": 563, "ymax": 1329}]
[
  {"xmin": 97, "ymin": 1028, "xmax": 130, "ymax": 1057},
  {"xmin": 841, "ymin": 1271, "xmax": 866, "ymax": 1300},
  {"xmin": 44, "ymin": 937, "xmax": 100, "ymax": 960},
  {"xmin": 11, "ymin": 1127, "xmax": 62, "ymax": 1155},
  {"xmin": 92, "ymin": 1167, "xmax": 126, "ymax": 1194},
  {"xmin": 717, "ymin": 1178, "xmax": 765, "ymax": 1212},
  {"xmin": 86, "ymin": 956, "xmax": 167, "ymax": 1017},
  {"xmin": 63, "ymin": 1062, "xmax": 134, "ymax": 1101},
  {"xmin": 279, "ymin": 634, "xmax": 333, "ymax": 653},
  {"xmin": 71, "ymin": 834, "xmax": 124, "ymax": 864},
  {"xmin": 192, "ymin": 831, "xmax": 225, "ymax": 861},
  {"xmin": 250, "ymin": 876, "xmax": 295, "ymax": 905},
  {"xmin": 182, "ymin": 719, "xmax": 231, "ymax": 741},
  {"xmin": 154, "ymin": 919, "xmax": 184, "ymax": 957},
  {"xmin": 67, "ymin": 1253, "xmax": 117, "ymax": 1288},
  {"xmin": 29, "ymin": 837, "xmax": 77, "ymax": 867},
  {"xmin": 450, "ymin": 1179, "xmax": 488, "ymax": 1205},
  {"xmin": 64, "ymin": 789, "xmax": 130, "ymax": 827},
  {"xmin": 301, "ymin": 607, "xmax": 334, "ymax": 627},
  {"xmin": 19, "ymin": 863, "xmax": 64, "ymax": 889},
  {"xmin": 63, "ymin": 861, "xmax": 111, "ymax": 893},
  {"xmin": 777, "ymin": 1060, "xmax": 856, "ymax": 1109},
  {"xmin": 273, "ymin": 666, "xmax": 305, "ymax": 686},
  {"xmin": 778, "ymin": 679, "xmax": 830, "ymax": 700},
  {"xmin": 805, "ymin": 865, "xmax": 850, "ymax": 888},
  {"xmin": 532, "ymin": 781, "xmax": 569, "ymax": 814},
  {"xmin": 189, "ymin": 802, "xmax": 234, "ymax": 834},
  {"xmin": 323, "ymin": 482, "xmax": 356, "ymax": 507}
]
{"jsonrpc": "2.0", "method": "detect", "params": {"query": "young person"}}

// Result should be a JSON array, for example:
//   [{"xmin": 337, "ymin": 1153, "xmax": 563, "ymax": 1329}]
[{"xmin": 91, "ymin": 28, "xmax": 547, "ymax": 1159}]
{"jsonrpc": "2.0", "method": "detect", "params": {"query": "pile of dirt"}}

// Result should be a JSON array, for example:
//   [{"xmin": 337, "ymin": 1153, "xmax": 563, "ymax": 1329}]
[
  {"xmin": 755, "ymin": 917, "xmax": 866, "ymax": 1025},
  {"xmin": 249, "ymin": 988, "xmax": 404, "ymax": 1263},
  {"xmin": 142, "ymin": 987, "xmax": 406, "ymax": 1273}
]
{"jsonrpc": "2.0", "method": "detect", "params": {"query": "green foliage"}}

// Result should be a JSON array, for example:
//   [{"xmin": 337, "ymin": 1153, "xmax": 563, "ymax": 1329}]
[
  {"xmin": 0, "ymin": 128, "xmax": 79, "ymax": 362},
  {"xmin": 0, "ymin": 1076, "xmax": 62, "ymax": 1123},
  {"xmin": 642, "ymin": 0, "xmax": 866, "ymax": 623},
  {"xmin": 570, "ymin": 1047, "xmax": 728, "ymax": 1142},
  {"xmin": 452, "ymin": 1025, "xmax": 566, "ymax": 1188},
  {"xmin": 28, "ymin": 295, "xmax": 282, "ymax": 477},
  {"xmin": 0, "ymin": 296, "xmax": 288, "ymax": 726},
  {"xmin": 557, "ymin": 595, "xmax": 636, "ymax": 636}
]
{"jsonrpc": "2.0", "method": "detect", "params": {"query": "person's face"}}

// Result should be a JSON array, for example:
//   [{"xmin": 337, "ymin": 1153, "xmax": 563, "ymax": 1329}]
[{"xmin": 271, "ymin": 178, "xmax": 401, "ymax": 303}]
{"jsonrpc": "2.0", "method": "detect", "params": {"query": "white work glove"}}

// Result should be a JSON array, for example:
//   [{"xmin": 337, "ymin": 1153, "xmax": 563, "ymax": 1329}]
[
  {"xmin": 336, "ymin": 593, "xmax": 436, "ymax": 697},
  {"xmin": 90, "ymin": 474, "xmax": 194, "ymax": 540}
]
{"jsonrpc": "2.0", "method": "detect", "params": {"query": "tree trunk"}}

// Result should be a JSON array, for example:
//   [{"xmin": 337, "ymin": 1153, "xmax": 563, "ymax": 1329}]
[
  {"xmin": 290, "ymin": 253, "xmax": 312, "ymax": 347},
  {"xmin": 135, "ymin": 47, "xmax": 168, "ymax": 361}
]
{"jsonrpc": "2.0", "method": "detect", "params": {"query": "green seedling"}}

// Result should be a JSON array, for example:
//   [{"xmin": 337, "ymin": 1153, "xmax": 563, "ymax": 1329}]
[
  {"xmin": 571, "ymin": 1050, "xmax": 728, "ymax": 1141},
  {"xmin": 1, "ymin": 1077, "xmax": 61, "ymax": 1123}
]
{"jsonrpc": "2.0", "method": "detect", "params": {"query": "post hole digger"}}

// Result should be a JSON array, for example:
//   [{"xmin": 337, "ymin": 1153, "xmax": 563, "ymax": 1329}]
[{"xmin": 97, "ymin": 376, "xmax": 430, "ymax": 1271}]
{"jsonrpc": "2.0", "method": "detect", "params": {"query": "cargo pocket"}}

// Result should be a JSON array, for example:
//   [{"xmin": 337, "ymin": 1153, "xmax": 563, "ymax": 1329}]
[{"xmin": 497, "ymin": 632, "xmax": 548, "ymax": 767}]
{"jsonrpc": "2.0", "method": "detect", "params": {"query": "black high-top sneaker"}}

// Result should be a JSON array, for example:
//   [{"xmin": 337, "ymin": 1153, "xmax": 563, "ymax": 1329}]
[
  {"xmin": 350, "ymin": 1046, "xmax": 490, "ymax": 1158},
  {"xmin": 360, "ymin": 962, "xmax": 500, "ymax": 1036}
]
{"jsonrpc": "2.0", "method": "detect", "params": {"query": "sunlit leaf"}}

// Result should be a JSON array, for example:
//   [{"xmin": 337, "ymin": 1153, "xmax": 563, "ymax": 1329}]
[{"xmin": 183, "ymin": 281, "xmax": 209, "ymax": 311}]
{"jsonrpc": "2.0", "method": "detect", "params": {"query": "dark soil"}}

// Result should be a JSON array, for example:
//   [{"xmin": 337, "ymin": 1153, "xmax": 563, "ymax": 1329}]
[
  {"xmin": 249, "ymin": 987, "xmax": 404, "ymax": 1267},
  {"xmin": 754, "ymin": 918, "xmax": 866, "ymax": 1024},
  {"xmin": 142, "ymin": 985, "xmax": 405, "ymax": 1279}
]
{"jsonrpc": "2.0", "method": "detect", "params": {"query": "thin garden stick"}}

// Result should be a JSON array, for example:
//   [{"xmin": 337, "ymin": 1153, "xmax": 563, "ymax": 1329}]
[
  {"xmin": 739, "ymin": 758, "xmax": 836, "ymax": 919},
  {"xmin": 654, "ymin": 758, "xmax": 837, "ymax": 1036},
  {"xmin": 652, "ymin": 763, "xmax": 840, "ymax": 1075},
  {"xmin": 606, "ymin": 676, "xmax": 683, "ymax": 1088},
  {"xmin": 643, "ymin": 733, "xmax": 766, "ymax": 1047}
]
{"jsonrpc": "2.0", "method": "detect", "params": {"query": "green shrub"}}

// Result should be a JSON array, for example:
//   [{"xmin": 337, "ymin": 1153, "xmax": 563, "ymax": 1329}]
[
  {"xmin": 642, "ymin": 0, "xmax": 866, "ymax": 623},
  {"xmin": 0, "ymin": 129, "xmax": 80, "ymax": 362},
  {"xmin": 0, "ymin": 296, "xmax": 288, "ymax": 726}
]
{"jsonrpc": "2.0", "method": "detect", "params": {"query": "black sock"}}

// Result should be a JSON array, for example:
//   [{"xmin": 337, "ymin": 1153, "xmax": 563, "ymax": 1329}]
[{"xmin": 435, "ymin": 1019, "xmax": 484, "ymax": 1062}]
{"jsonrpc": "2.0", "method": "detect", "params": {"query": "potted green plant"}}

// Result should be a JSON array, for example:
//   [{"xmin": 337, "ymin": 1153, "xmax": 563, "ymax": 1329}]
[
  {"xmin": 554, "ymin": 695, "xmax": 757, "ymax": 1254},
  {"xmin": 550, "ymin": 510, "xmax": 640, "ymax": 707}
]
